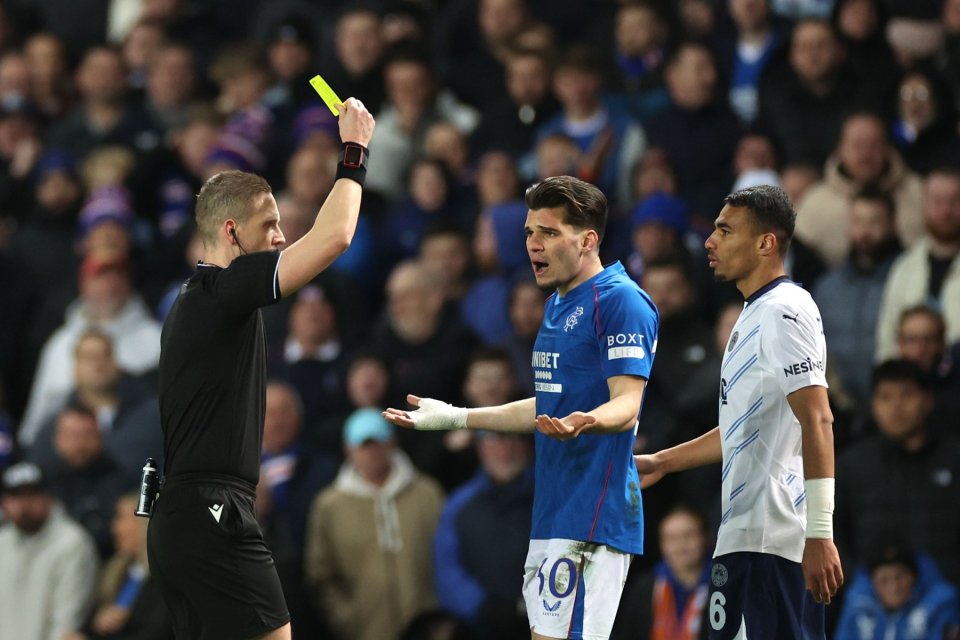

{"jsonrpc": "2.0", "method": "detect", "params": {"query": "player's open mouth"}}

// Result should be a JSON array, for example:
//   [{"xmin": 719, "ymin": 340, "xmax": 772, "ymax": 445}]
[
  {"xmin": 707, "ymin": 255, "xmax": 717, "ymax": 268},
  {"xmin": 532, "ymin": 261, "xmax": 548, "ymax": 276}
]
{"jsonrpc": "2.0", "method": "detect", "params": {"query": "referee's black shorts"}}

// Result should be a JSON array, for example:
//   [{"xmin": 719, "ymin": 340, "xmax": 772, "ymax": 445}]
[{"xmin": 147, "ymin": 474, "xmax": 289, "ymax": 639}]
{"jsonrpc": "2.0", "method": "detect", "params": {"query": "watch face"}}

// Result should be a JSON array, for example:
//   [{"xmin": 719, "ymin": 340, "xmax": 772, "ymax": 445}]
[{"xmin": 343, "ymin": 145, "xmax": 364, "ymax": 167}]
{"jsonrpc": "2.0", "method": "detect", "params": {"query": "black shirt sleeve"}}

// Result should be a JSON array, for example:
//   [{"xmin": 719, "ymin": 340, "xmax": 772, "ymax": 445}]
[{"xmin": 210, "ymin": 251, "xmax": 281, "ymax": 317}]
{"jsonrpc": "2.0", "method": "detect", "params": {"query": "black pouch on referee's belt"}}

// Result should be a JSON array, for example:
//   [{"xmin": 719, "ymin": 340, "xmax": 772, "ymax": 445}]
[{"xmin": 135, "ymin": 457, "xmax": 161, "ymax": 517}]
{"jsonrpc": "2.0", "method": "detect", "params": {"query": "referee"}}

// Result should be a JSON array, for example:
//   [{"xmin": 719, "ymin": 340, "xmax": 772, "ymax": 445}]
[{"xmin": 147, "ymin": 98, "xmax": 374, "ymax": 640}]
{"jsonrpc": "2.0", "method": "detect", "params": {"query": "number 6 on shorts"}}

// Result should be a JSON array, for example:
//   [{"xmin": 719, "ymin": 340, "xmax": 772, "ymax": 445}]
[{"xmin": 710, "ymin": 591, "xmax": 727, "ymax": 630}]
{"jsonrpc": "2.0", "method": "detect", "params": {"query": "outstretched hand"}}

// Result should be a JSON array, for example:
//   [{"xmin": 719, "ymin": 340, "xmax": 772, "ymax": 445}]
[
  {"xmin": 535, "ymin": 411, "xmax": 595, "ymax": 441},
  {"xmin": 382, "ymin": 395, "xmax": 467, "ymax": 431},
  {"xmin": 382, "ymin": 394, "xmax": 420, "ymax": 429}
]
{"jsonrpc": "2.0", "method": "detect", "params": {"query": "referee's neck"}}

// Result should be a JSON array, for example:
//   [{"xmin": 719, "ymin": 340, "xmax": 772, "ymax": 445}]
[{"xmin": 200, "ymin": 246, "xmax": 236, "ymax": 269}]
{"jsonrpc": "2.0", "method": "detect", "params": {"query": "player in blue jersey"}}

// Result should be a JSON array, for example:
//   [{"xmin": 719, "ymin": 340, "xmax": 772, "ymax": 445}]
[
  {"xmin": 635, "ymin": 185, "xmax": 844, "ymax": 639},
  {"xmin": 384, "ymin": 176, "xmax": 659, "ymax": 640}
]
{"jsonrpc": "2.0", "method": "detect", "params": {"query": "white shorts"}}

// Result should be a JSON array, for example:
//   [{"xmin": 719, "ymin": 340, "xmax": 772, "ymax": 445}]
[{"xmin": 522, "ymin": 538, "xmax": 632, "ymax": 640}]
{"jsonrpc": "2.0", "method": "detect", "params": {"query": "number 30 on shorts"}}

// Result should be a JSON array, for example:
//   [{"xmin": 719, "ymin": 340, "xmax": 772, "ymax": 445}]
[{"xmin": 537, "ymin": 557, "xmax": 578, "ymax": 599}]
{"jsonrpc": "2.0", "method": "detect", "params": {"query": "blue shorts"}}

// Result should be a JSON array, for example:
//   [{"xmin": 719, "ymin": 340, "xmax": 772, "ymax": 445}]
[{"xmin": 707, "ymin": 552, "xmax": 824, "ymax": 640}]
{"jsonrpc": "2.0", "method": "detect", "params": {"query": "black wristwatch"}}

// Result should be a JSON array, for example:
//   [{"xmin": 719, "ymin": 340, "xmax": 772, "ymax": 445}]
[{"xmin": 339, "ymin": 142, "xmax": 369, "ymax": 169}]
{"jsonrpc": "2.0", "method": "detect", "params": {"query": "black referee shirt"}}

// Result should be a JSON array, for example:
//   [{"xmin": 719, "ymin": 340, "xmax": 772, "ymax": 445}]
[{"xmin": 158, "ymin": 251, "xmax": 282, "ymax": 486}]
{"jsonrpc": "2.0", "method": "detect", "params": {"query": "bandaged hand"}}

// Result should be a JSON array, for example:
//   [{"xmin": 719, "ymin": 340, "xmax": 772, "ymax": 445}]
[
  {"xmin": 383, "ymin": 395, "xmax": 468, "ymax": 431},
  {"xmin": 409, "ymin": 397, "xmax": 468, "ymax": 430}
]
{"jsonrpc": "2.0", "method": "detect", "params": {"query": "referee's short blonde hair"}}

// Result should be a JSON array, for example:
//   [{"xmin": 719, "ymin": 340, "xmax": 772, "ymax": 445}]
[{"xmin": 195, "ymin": 171, "xmax": 272, "ymax": 246}]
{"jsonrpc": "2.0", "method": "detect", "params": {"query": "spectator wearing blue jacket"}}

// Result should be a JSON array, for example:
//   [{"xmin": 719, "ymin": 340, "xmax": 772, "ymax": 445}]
[
  {"xmin": 835, "ymin": 544, "xmax": 960, "ymax": 640},
  {"xmin": 433, "ymin": 430, "xmax": 534, "ymax": 640}
]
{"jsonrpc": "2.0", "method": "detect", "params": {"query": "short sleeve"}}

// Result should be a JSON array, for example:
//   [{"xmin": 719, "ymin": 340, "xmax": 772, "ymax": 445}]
[
  {"xmin": 760, "ymin": 299, "xmax": 828, "ymax": 396},
  {"xmin": 211, "ymin": 250, "xmax": 282, "ymax": 317},
  {"xmin": 597, "ymin": 286, "xmax": 659, "ymax": 380}
]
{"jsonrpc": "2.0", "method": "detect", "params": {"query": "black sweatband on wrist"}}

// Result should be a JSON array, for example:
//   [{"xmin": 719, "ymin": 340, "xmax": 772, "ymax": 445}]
[
  {"xmin": 335, "ymin": 162, "xmax": 366, "ymax": 187},
  {"xmin": 336, "ymin": 142, "xmax": 369, "ymax": 187}
]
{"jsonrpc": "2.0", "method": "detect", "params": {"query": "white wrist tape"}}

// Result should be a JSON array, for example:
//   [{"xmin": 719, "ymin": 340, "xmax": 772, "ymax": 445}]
[
  {"xmin": 804, "ymin": 478, "xmax": 835, "ymax": 539},
  {"xmin": 409, "ymin": 398, "xmax": 468, "ymax": 431}
]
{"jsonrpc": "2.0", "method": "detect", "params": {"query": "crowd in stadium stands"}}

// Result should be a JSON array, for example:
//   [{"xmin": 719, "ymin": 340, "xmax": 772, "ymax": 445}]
[{"xmin": 0, "ymin": 0, "xmax": 959, "ymax": 638}]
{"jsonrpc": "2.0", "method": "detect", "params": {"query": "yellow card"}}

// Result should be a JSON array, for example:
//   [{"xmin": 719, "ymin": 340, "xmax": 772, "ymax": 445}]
[{"xmin": 309, "ymin": 75, "xmax": 343, "ymax": 116}]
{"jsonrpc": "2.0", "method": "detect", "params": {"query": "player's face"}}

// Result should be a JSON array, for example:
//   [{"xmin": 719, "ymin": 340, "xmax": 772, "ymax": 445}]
[
  {"xmin": 704, "ymin": 204, "xmax": 760, "ymax": 283},
  {"xmin": 239, "ymin": 193, "xmax": 286, "ymax": 253},
  {"xmin": 525, "ymin": 207, "xmax": 593, "ymax": 295}
]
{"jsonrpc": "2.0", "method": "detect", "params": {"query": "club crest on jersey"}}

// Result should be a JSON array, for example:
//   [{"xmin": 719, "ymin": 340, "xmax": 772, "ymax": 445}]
[
  {"xmin": 727, "ymin": 331, "xmax": 739, "ymax": 352},
  {"xmin": 564, "ymin": 306, "xmax": 584, "ymax": 332},
  {"xmin": 711, "ymin": 563, "xmax": 729, "ymax": 587}
]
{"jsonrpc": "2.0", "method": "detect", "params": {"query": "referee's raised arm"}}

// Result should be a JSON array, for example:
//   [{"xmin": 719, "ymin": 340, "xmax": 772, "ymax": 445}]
[{"xmin": 277, "ymin": 97, "xmax": 375, "ymax": 298}]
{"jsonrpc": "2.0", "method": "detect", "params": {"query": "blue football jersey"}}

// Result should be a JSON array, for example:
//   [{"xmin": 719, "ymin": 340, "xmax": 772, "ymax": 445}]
[{"xmin": 530, "ymin": 261, "xmax": 659, "ymax": 554}]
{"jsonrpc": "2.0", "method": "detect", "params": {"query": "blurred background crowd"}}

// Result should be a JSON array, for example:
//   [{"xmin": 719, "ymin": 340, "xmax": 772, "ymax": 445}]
[{"xmin": 0, "ymin": 0, "xmax": 959, "ymax": 638}]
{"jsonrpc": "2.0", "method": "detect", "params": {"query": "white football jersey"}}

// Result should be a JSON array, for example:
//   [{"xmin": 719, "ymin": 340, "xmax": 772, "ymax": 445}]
[{"xmin": 714, "ymin": 278, "xmax": 828, "ymax": 563}]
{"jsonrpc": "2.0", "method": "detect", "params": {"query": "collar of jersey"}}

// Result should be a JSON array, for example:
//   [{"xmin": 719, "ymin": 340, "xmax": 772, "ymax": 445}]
[
  {"xmin": 744, "ymin": 275, "xmax": 793, "ymax": 305},
  {"xmin": 554, "ymin": 261, "xmax": 625, "ymax": 303}
]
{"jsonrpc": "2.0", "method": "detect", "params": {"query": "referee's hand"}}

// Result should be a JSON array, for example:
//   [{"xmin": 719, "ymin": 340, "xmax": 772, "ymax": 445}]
[{"xmin": 336, "ymin": 97, "xmax": 375, "ymax": 147}]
